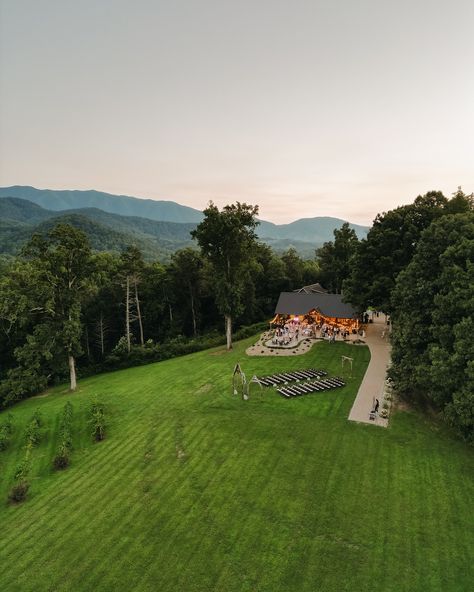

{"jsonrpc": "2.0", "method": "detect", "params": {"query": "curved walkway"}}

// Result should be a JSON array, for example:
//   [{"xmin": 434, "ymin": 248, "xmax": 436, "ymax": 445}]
[{"xmin": 348, "ymin": 315, "xmax": 391, "ymax": 427}]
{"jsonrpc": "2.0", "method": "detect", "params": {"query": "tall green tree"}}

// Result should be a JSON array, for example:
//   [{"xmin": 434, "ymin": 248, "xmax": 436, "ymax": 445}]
[
  {"xmin": 0, "ymin": 261, "xmax": 53, "ymax": 397},
  {"xmin": 22, "ymin": 225, "xmax": 95, "ymax": 391},
  {"xmin": 82, "ymin": 252, "xmax": 121, "ymax": 358},
  {"xmin": 316, "ymin": 222, "xmax": 359, "ymax": 293},
  {"xmin": 140, "ymin": 261, "xmax": 172, "ymax": 342},
  {"xmin": 390, "ymin": 212, "xmax": 474, "ymax": 440},
  {"xmin": 169, "ymin": 248, "xmax": 203, "ymax": 336},
  {"xmin": 191, "ymin": 202, "xmax": 259, "ymax": 350},
  {"xmin": 0, "ymin": 224, "xmax": 96, "ymax": 399},
  {"xmin": 251, "ymin": 243, "xmax": 290, "ymax": 319},
  {"xmin": 344, "ymin": 191, "xmax": 448, "ymax": 312},
  {"xmin": 445, "ymin": 186, "xmax": 474, "ymax": 215},
  {"xmin": 281, "ymin": 247, "xmax": 305, "ymax": 289}
]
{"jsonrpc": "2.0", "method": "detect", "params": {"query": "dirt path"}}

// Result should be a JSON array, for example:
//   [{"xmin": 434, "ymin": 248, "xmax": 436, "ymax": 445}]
[{"xmin": 348, "ymin": 315, "xmax": 391, "ymax": 427}]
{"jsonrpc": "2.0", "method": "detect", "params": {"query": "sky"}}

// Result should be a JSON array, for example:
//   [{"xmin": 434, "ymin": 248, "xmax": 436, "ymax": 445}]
[{"xmin": 0, "ymin": 0, "xmax": 473, "ymax": 225}]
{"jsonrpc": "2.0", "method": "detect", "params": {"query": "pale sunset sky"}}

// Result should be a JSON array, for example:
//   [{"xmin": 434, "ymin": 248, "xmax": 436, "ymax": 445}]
[{"xmin": 0, "ymin": 0, "xmax": 473, "ymax": 224}]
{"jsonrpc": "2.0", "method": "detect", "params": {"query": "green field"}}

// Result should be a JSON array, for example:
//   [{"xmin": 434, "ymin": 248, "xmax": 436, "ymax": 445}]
[{"xmin": 0, "ymin": 337, "xmax": 473, "ymax": 592}]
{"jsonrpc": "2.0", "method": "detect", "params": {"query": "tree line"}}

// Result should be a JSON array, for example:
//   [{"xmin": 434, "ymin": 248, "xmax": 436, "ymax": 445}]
[
  {"xmin": 343, "ymin": 188, "xmax": 474, "ymax": 441},
  {"xmin": 1, "ymin": 189, "xmax": 472, "ymax": 442},
  {"xmin": 0, "ymin": 202, "xmax": 327, "ymax": 407}
]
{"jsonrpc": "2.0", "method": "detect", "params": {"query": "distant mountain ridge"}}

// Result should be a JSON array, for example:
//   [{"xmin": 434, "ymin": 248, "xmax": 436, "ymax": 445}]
[
  {"xmin": 0, "ymin": 197, "xmax": 196, "ymax": 260},
  {"xmin": 0, "ymin": 187, "xmax": 369, "ymax": 259},
  {"xmin": 0, "ymin": 186, "xmax": 369, "ymax": 237},
  {"xmin": 0, "ymin": 186, "xmax": 204, "ymax": 224},
  {"xmin": 257, "ymin": 217, "xmax": 368, "ymax": 243}
]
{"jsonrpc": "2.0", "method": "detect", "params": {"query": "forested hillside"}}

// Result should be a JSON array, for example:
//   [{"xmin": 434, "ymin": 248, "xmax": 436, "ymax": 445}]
[
  {"xmin": 0, "ymin": 198, "xmax": 197, "ymax": 260},
  {"xmin": 0, "ymin": 186, "xmax": 204, "ymax": 223}
]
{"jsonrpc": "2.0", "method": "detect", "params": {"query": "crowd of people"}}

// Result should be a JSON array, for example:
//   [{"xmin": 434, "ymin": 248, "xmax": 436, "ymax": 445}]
[
  {"xmin": 271, "ymin": 323, "xmax": 300, "ymax": 346},
  {"xmin": 270, "ymin": 317, "xmax": 359, "ymax": 347}
]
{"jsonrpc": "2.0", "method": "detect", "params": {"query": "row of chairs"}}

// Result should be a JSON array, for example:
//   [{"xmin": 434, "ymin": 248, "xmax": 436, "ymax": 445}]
[
  {"xmin": 256, "ymin": 368, "xmax": 327, "ymax": 387},
  {"xmin": 277, "ymin": 377, "xmax": 345, "ymax": 398}
]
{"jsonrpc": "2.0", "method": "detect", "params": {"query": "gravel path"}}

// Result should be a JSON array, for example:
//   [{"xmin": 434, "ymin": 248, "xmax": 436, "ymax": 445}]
[{"xmin": 348, "ymin": 315, "xmax": 391, "ymax": 427}]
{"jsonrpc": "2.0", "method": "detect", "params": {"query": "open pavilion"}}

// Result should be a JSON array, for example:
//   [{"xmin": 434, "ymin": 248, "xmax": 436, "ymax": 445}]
[{"xmin": 272, "ymin": 292, "xmax": 360, "ymax": 334}]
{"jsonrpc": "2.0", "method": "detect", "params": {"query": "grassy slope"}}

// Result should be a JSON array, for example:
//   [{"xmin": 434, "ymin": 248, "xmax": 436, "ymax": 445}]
[{"xmin": 0, "ymin": 338, "xmax": 472, "ymax": 592}]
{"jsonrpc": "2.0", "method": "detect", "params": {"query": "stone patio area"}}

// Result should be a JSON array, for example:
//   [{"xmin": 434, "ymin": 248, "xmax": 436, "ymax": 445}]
[{"xmin": 246, "ymin": 329, "xmax": 364, "ymax": 357}]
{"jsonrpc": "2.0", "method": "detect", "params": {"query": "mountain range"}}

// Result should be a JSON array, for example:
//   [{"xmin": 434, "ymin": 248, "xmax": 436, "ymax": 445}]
[{"xmin": 0, "ymin": 186, "xmax": 369, "ymax": 260}]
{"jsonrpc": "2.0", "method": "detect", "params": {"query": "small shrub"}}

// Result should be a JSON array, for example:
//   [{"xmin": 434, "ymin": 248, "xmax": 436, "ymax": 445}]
[
  {"xmin": 53, "ymin": 446, "xmax": 70, "ymax": 470},
  {"xmin": 0, "ymin": 413, "xmax": 14, "ymax": 451},
  {"xmin": 14, "ymin": 455, "xmax": 31, "ymax": 481},
  {"xmin": 25, "ymin": 409, "xmax": 42, "ymax": 446},
  {"xmin": 9, "ymin": 480, "xmax": 30, "ymax": 503},
  {"xmin": 53, "ymin": 402, "xmax": 73, "ymax": 470},
  {"xmin": 112, "ymin": 335, "xmax": 133, "ymax": 356},
  {"xmin": 89, "ymin": 399, "xmax": 106, "ymax": 442}
]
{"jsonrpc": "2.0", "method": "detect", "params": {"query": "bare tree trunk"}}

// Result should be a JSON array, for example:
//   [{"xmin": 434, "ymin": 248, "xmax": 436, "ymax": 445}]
[
  {"xmin": 126, "ymin": 276, "xmax": 131, "ymax": 353},
  {"xmin": 225, "ymin": 315, "xmax": 232, "ymax": 350},
  {"xmin": 190, "ymin": 291, "xmax": 197, "ymax": 337},
  {"xmin": 168, "ymin": 303, "xmax": 173, "ymax": 324},
  {"xmin": 134, "ymin": 280, "xmax": 144, "ymax": 346},
  {"xmin": 68, "ymin": 355, "xmax": 77, "ymax": 391}
]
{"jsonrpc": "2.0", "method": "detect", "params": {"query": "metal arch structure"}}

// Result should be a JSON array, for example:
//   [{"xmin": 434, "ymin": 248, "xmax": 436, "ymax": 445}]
[
  {"xmin": 249, "ymin": 375, "xmax": 264, "ymax": 397},
  {"xmin": 232, "ymin": 363, "xmax": 249, "ymax": 400}
]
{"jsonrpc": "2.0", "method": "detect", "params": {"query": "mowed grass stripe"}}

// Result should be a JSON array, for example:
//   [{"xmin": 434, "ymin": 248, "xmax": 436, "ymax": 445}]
[
  {"xmin": 69, "ymin": 419, "xmax": 211, "ymax": 590},
  {"xmin": 0, "ymin": 417, "xmax": 149, "ymax": 552},
  {"xmin": 0, "ymin": 336, "xmax": 473, "ymax": 592},
  {"xmin": 61, "ymin": 414, "xmax": 216, "ymax": 590},
  {"xmin": 15, "ymin": 452, "xmax": 149, "ymax": 591},
  {"xmin": 135, "ymin": 418, "xmax": 278, "ymax": 587},
  {"xmin": 1, "ymin": 419, "xmax": 151, "ymax": 556},
  {"xmin": 209, "ymin": 439, "xmax": 309, "ymax": 591},
  {"xmin": 0, "ymin": 428, "xmax": 150, "ymax": 589},
  {"xmin": 127, "ymin": 422, "xmax": 250, "ymax": 590}
]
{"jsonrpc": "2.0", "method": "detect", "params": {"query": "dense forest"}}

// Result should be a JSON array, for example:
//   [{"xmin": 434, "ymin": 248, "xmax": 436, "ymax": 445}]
[
  {"xmin": 0, "ymin": 202, "xmax": 324, "ymax": 407},
  {"xmin": 344, "ymin": 187, "xmax": 474, "ymax": 441},
  {"xmin": 1, "ymin": 189, "xmax": 472, "ymax": 441}
]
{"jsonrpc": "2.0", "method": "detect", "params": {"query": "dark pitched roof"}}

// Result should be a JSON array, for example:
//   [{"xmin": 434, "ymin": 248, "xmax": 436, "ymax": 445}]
[
  {"xmin": 274, "ymin": 292, "xmax": 357, "ymax": 319},
  {"xmin": 294, "ymin": 283, "xmax": 328, "ymax": 294}
]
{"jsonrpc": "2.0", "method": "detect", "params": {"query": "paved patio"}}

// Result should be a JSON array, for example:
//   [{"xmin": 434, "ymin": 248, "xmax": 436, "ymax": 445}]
[{"xmin": 246, "ymin": 330, "xmax": 363, "ymax": 357}]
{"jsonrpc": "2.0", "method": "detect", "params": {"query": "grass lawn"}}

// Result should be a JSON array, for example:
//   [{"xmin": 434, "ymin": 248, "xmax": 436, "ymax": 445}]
[{"xmin": 0, "ymin": 337, "xmax": 472, "ymax": 592}]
